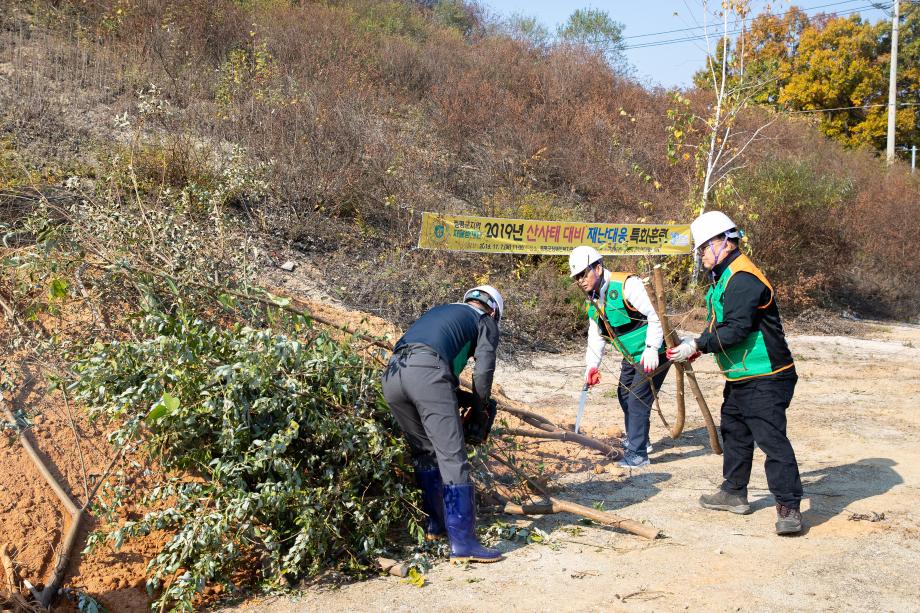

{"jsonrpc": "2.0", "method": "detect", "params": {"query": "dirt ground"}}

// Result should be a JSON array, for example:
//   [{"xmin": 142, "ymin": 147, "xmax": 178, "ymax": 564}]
[
  {"xmin": 3, "ymin": 285, "xmax": 919, "ymax": 611},
  {"xmin": 226, "ymin": 320, "xmax": 920, "ymax": 613}
]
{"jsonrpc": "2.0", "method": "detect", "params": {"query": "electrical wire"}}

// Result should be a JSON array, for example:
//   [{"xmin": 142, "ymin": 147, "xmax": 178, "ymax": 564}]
[
  {"xmin": 623, "ymin": 3, "xmax": 882, "ymax": 50},
  {"xmin": 785, "ymin": 101, "xmax": 920, "ymax": 113},
  {"xmin": 620, "ymin": 0, "xmax": 872, "ymax": 41}
]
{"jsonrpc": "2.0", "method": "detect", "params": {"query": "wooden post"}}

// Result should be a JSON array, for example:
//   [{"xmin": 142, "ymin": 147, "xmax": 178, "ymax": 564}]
[
  {"xmin": 651, "ymin": 267, "xmax": 722, "ymax": 455},
  {"xmin": 651, "ymin": 266, "xmax": 685, "ymax": 438}
]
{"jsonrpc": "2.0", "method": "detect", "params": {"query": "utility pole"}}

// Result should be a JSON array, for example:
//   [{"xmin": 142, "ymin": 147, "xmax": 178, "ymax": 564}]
[{"xmin": 886, "ymin": 0, "xmax": 900, "ymax": 164}]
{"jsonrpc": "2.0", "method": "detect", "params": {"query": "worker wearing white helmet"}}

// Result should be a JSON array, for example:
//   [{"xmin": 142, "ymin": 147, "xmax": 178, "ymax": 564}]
[
  {"xmin": 667, "ymin": 210, "xmax": 803, "ymax": 535},
  {"xmin": 568, "ymin": 246, "xmax": 669, "ymax": 468},
  {"xmin": 381, "ymin": 285, "xmax": 504, "ymax": 562}
]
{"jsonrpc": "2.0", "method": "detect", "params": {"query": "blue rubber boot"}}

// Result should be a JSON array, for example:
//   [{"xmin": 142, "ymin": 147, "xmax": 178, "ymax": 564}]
[
  {"xmin": 443, "ymin": 483, "xmax": 503, "ymax": 563},
  {"xmin": 415, "ymin": 468, "xmax": 446, "ymax": 541}
]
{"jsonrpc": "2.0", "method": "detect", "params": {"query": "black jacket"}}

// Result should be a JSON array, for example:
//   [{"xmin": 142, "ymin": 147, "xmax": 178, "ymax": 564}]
[
  {"xmin": 395, "ymin": 303, "xmax": 499, "ymax": 404},
  {"xmin": 695, "ymin": 249, "xmax": 795, "ymax": 380}
]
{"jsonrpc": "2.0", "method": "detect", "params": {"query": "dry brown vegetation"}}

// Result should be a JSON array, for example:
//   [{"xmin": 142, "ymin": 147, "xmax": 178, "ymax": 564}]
[{"xmin": 1, "ymin": 0, "xmax": 918, "ymax": 351}]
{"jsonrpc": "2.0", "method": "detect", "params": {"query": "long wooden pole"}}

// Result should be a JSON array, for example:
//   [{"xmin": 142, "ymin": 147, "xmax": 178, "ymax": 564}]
[
  {"xmin": 651, "ymin": 266, "xmax": 685, "ymax": 438},
  {"xmin": 650, "ymin": 267, "xmax": 722, "ymax": 455},
  {"xmin": 1, "ymin": 397, "xmax": 83, "ymax": 609},
  {"xmin": 462, "ymin": 376, "xmax": 623, "ymax": 458}
]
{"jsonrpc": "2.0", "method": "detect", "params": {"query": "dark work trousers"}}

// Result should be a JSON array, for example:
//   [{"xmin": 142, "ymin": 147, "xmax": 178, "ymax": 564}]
[
  {"xmin": 616, "ymin": 355, "xmax": 670, "ymax": 457},
  {"xmin": 719, "ymin": 372, "xmax": 803, "ymax": 509},
  {"xmin": 381, "ymin": 347, "xmax": 470, "ymax": 485}
]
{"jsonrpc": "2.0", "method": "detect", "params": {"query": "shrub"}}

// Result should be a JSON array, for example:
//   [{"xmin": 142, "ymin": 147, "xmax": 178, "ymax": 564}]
[
  {"xmin": 716, "ymin": 157, "xmax": 854, "ymax": 311},
  {"xmin": 71, "ymin": 309, "xmax": 416, "ymax": 611}
]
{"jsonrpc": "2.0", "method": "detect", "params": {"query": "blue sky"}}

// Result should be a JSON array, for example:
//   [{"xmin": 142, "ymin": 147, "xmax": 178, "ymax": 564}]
[{"xmin": 479, "ymin": 1, "xmax": 892, "ymax": 88}]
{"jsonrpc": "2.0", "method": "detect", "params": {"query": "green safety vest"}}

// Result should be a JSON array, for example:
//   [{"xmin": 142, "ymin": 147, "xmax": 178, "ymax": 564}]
[
  {"xmin": 705, "ymin": 254, "xmax": 792, "ymax": 381},
  {"xmin": 586, "ymin": 273, "xmax": 656, "ymax": 363}
]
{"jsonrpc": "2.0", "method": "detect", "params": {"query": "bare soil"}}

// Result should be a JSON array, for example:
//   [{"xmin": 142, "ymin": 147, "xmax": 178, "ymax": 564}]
[
  {"xmin": 226, "ymin": 320, "xmax": 920, "ymax": 613},
  {"xmin": 3, "ymin": 289, "xmax": 919, "ymax": 612}
]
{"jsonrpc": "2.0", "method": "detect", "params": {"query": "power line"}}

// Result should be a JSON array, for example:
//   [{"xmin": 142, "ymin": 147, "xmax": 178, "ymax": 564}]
[
  {"xmin": 622, "ymin": 3, "xmax": 882, "ymax": 50},
  {"xmin": 785, "ymin": 100, "xmax": 920, "ymax": 113},
  {"xmin": 623, "ymin": 4, "xmax": 879, "ymax": 50},
  {"xmin": 620, "ymin": 0, "xmax": 868, "ymax": 40}
]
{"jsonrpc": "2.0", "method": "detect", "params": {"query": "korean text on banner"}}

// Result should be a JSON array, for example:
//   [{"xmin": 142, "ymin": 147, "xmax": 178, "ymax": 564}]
[{"xmin": 418, "ymin": 212, "xmax": 692, "ymax": 256}]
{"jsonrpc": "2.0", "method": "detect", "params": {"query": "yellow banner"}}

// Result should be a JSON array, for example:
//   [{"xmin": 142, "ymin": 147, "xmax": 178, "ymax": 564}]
[{"xmin": 418, "ymin": 212, "xmax": 692, "ymax": 255}]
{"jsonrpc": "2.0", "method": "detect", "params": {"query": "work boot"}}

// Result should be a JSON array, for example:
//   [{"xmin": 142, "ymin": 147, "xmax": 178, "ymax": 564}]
[
  {"xmin": 415, "ymin": 467, "xmax": 446, "ymax": 541},
  {"xmin": 443, "ymin": 483, "xmax": 503, "ymax": 563},
  {"xmin": 775, "ymin": 504, "xmax": 803, "ymax": 535},
  {"xmin": 699, "ymin": 489, "xmax": 751, "ymax": 515}
]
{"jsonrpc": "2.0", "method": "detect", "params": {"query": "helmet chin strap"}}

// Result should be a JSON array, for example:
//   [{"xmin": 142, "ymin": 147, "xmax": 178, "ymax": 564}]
[
  {"xmin": 708, "ymin": 240, "xmax": 728, "ymax": 279},
  {"xmin": 589, "ymin": 266, "xmax": 603, "ymax": 300}
]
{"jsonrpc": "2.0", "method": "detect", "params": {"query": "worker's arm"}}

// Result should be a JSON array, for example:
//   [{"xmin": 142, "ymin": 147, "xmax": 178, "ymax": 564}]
[
  {"xmin": 471, "ymin": 315, "xmax": 500, "ymax": 406},
  {"xmin": 623, "ymin": 276, "xmax": 664, "ymax": 349},
  {"xmin": 695, "ymin": 272, "xmax": 768, "ymax": 353},
  {"xmin": 623, "ymin": 276, "xmax": 664, "ymax": 372},
  {"xmin": 584, "ymin": 316, "xmax": 605, "ymax": 382}
]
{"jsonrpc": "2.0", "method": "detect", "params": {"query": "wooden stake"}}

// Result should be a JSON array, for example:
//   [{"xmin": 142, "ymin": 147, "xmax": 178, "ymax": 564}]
[
  {"xmin": 499, "ymin": 427, "xmax": 621, "ymax": 458},
  {"xmin": 2, "ymin": 395, "xmax": 84, "ymax": 609},
  {"xmin": 462, "ymin": 376, "xmax": 623, "ymax": 458},
  {"xmin": 651, "ymin": 267, "xmax": 722, "ymax": 455},
  {"xmin": 651, "ymin": 266, "xmax": 685, "ymax": 438}
]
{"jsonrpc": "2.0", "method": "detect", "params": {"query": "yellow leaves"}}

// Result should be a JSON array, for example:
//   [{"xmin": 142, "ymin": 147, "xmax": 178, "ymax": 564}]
[
  {"xmin": 778, "ymin": 12, "xmax": 892, "ymax": 149},
  {"xmin": 402, "ymin": 568, "xmax": 426, "ymax": 588}
]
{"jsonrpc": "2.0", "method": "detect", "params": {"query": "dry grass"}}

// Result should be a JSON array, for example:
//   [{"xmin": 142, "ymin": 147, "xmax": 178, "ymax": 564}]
[{"xmin": 1, "ymin": 0, "xmax": 918, "ymax": 351}]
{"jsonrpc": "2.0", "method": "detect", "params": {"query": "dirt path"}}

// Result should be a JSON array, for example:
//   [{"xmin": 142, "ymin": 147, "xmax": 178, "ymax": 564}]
[{"xmin": 228, "ymin": 322, "xmax": 920, "ymax": 613}]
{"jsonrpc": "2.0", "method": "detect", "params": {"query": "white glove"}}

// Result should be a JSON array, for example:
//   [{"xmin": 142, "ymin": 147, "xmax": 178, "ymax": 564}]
[
  {"xmin": 666, "ymin": 338, "xmax": 698, "ymax": 362},
  {"xmin": 640, "ymin": 347, "xmax": 659, "ymax": 373}
]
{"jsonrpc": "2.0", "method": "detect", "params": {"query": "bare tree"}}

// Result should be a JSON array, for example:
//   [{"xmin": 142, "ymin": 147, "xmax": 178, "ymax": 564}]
[{"xmin": 678, "ymin": 0, "xmax": 779, "ymax": 214}]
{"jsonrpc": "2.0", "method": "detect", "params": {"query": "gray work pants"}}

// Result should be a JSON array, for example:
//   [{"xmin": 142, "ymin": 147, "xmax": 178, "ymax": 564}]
[{"xmin": 381, "ymin": 347, "xmax": 470, "ymax": 484}]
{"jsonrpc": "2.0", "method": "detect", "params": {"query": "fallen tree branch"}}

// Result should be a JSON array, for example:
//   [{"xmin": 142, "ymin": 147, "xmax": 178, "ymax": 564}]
[
  {"xmin": 487, "ymin": 451, "xmax": 658, "ymax": 540},
  {"xmin": 61, "ymin": 390, "xmax": 89, "ymax": 504},
  {"xmin": 492, "ymin": 494, "xmax": 658, "ymax": 540},
  {"xmin": 499, "ymin": 428, "xmax": 621, "ymax": 458},
  {"xmin": 682, "ymin": 365, "xmax": 722, "ymax": 454},
  {"xmin": 652, "ymin": 267, "xmax": 685, "ymax": 438},
  {"xmin": 375, "ymin": 557, "xmax": 409, "ymax": 578},
  {"xmin": 0, "ymin": 544, "xmax": 34, "ymax": 612},
  {"xmin": 0, "ymin": 395, "xmax": 83, "ymax": 609},
  {"xmin": 461, "ymin": 376, "xmax": 623, "ymax": 456}
]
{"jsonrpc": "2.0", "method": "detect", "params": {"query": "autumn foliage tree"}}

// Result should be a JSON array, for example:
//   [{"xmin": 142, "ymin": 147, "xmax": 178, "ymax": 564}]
[{"xmin": 697, "ymin": 3, "xmax": 920, "ymax": 154}]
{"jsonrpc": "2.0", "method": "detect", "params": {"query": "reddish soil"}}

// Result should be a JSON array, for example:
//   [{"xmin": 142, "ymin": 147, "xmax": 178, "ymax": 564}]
[
  {"xmin": 0, "ymin": 359, "xmax": 164, "ymax": 612},
  {"xmin": 0, "ymin": 292, "xmax": 407, "ymax": 612}
]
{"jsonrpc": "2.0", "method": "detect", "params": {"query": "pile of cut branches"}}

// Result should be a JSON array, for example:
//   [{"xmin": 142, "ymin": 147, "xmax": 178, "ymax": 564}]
[
  {"xmin": 0, "ymin": 146, "xmax": 424, "ymax": 610},
  {"xmin": 70, "ymin": 308, "xmax": 416, "ymax": 611}
]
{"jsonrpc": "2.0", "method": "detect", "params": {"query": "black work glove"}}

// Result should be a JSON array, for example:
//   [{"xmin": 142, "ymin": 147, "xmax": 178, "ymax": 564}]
[
  {"xmin": 461, "ymin": 396, "xmax": 497, "ymax": 446},
  {"xmin": 456, "ymin": 389, "xmax": 476, "ymax": 410}
]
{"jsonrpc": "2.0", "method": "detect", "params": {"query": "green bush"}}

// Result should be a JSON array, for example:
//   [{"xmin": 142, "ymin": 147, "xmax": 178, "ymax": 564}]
[
  {"xmin": 716, "ymin": 157, "xmax": 854, "ymax": 311},
  {"xmin": 71, "ymin": 310, "xmax": 417, "ymax": 611}
]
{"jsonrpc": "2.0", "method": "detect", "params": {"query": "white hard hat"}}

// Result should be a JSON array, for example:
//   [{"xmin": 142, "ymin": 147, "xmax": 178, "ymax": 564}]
[
  {"xmin": 463, "ymin": 285, "xmax": 504, "ymax": 322},
  {"xmin": 568, "ymin": 246, "xmax": 603, "ymax": 278},
  {"xmin": 690, "ymin": 211, "xmax": 741, "ymax": 249}
]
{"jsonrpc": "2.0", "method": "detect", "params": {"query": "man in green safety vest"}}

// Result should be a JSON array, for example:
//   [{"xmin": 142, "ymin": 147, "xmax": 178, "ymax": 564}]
[
  {"xmin": 667, "ymin": 211, "xmax": 803, "ymax": 535},
  {"xmin": 568, "ymin": 246, "xmax": 670, "ymax": 468}
]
